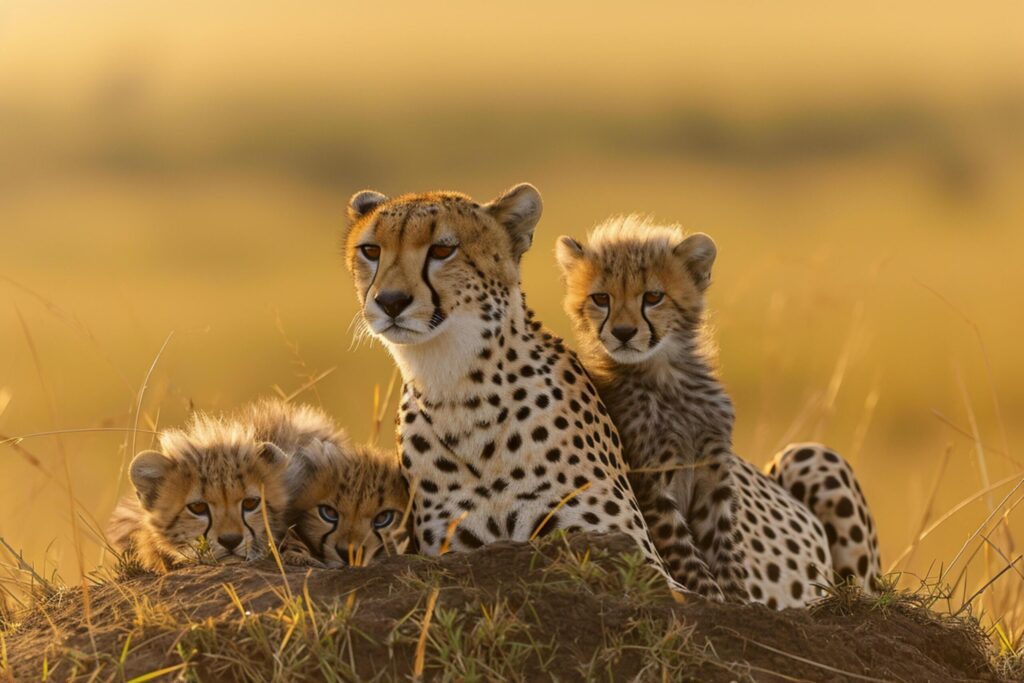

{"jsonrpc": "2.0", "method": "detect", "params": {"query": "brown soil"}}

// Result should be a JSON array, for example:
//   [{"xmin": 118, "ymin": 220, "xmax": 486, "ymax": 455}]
[{"xmin": 3, "ymin": 533, "xmax": 1002, "ymax": 682}]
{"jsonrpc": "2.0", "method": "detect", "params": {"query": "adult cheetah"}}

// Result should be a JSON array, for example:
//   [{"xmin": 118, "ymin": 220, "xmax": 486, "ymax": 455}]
[
  {"xmin": 557, "ymin": 215, "xmax": 881, "ymax": 607},
  {"xmin": 342, "ymin": 183, "xmax": 693, "ymax": 595}
]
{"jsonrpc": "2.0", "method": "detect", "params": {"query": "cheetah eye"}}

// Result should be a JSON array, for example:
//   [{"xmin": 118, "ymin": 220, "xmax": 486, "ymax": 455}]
[
  {"xmin": 643, "ymin": 291, "xmax": 664, "ymax": 306},
  {"xmin": 359, "ymin": 245, "xmax": 381, "ymax": 262},
  {"xmin": 428, "ymin": 244, "xmax": 457, "ymax": 260},
  {"xmin": 372, "ymin": 509, "xmax": 398, "ymax": 529},
  {"xmin": 318, "ymin": 505, "xmax": 339, "ymax": 524},
  {"xmin": 241, "ymin": 497, "xmax": 261, "ymax": 512},
  {"xmin": 590, "ymin": 293, "xmax": 610, "ymax": 307},
  {"xmin": 186, "ymin": 501, "xmax": 209, "ymax": 516}
]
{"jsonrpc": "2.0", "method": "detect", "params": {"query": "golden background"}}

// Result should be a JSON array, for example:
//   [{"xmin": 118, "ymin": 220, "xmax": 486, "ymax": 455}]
[{"xmin": 1, "ymin": 0, "xmax": 1022, "ymax": 630}]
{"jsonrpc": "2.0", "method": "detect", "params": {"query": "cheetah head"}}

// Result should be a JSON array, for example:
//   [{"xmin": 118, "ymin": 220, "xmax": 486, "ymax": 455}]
[
  {"xmin": 129, "ymin": 421, "xmax": 290, "ymax": 565},
  {"xmin": 343, "ymin": 183, "xmax": 542, "ymax": 348},
  {"xmin": 556, "ymin": 215, "xmax": 716, "ymax": 365},
  {"xmin": 285, "ymin": 439, "xmax": 410, "ymax": 567}
]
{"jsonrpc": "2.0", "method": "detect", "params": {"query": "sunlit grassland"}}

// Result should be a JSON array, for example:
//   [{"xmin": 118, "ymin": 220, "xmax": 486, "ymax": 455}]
[
  {"xmin": 4, "ymin": 157, "xmax": 1023, "ymax": 644},
  {"xmin": 1, "ymin": 0, "xmax": 1023, "ymax": 655}
]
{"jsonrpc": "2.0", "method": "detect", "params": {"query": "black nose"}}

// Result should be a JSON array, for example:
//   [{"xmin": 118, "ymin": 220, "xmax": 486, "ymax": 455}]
[
  {"xmin": 219, "ymin": 533, "xmax": 243, "ymax": 551},
  {"xmin": 611, "ymin": 325, "xmax": 638, "ymax": 343},
  {"xmin": 375, "ymin": 290, "xmax": 413, "ymax": 319}
]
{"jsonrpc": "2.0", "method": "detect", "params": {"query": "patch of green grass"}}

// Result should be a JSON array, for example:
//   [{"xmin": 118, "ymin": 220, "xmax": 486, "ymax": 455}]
[
  {"xmin": 535, "ymin": 532, "xmax": 668, "ymax": 604},
  {"xmin": 176, "ymin": 592, "xmax": 381, "ymax": 682}
]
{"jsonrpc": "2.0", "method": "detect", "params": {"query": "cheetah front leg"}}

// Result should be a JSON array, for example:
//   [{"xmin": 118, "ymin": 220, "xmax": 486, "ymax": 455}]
[
  {"xmin": 643, "ymin": 494, "xmax": 726, "ymax": 601},
  {"xmin": 688, "ymin": 451, "xmax": 750, "ymax": 603}
]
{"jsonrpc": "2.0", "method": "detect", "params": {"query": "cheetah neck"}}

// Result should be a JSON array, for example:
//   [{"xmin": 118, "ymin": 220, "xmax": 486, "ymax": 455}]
[
  {"xmin": 385, "ymin": 286, "xmax": 533, "ymax": 406},
  {"xmin": 591, "ymin": 331, "xmax": 735, "ymax": 454}
]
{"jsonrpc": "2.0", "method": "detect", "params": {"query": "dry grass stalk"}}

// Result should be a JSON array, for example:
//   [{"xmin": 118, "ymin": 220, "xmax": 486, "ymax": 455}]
[
  {"xmin": 529, "ymin": 482, "xmax": 593, "ymax": 541},
  {"xmin": 370, "ymin": 367, "xmax": 400, "ymax": 446},
  {"xmin": 892, "ymin": 444, "xmax": 954, "ymax": 572}
]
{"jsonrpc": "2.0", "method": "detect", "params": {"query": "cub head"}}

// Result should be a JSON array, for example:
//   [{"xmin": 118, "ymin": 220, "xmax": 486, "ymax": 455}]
[
  {"xmin": 129, "ymin": 417, "xmax": 289, "ymax": 565},
  {"xmin": 344, "ymin": 183, "xmax": 542, "ymax": 348},
  {"xmin": 556, "ymin": 215, "xmax": 716, "ymax": 365},
  {"xmin": 285, "ymin": 439, "xmax": 410, "ymax": 566}
]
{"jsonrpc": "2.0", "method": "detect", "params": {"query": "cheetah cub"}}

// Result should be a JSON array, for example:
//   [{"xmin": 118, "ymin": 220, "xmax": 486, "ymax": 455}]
[
  {"xmin": 107, "ymin": 400, "xmax": 314, "ymax": 572},
  {"xmin": 284, "ymin": 437, "xmax": 410, "ymax": 567},
  {"xmin": 558, "ymin": 216, "xmax": 880, "ymax": 607},
  {"xmin": 107, "ymin": 400, "xmax": 385, "ymax": 572}
]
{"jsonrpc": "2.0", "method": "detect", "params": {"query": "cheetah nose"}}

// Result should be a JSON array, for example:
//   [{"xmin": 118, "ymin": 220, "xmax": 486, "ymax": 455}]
[
  {"xmin": 219, "ymin": 533, "xmax": 243, "ymax": 551},
  {"xmin": 375, "ymin": 290, "xmax": 413, "ymax": 319},
  {"xmin": 611, "ymin": 325, "xmax": 638, "ymax": 343}
]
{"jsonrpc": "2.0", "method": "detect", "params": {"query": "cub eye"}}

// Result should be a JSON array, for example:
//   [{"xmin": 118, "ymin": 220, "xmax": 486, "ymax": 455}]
[
  {"xmin": 590, "ymin": 293, "xmax": 610, "ymax": 307},
  {"xmin": 186, "ymin": 502, "xmax": 209, "ymax": 516},
  {"xmin": 428, "ymin": 244, "xmax": 457, "ymax": 260},
  {"xmin": 643, "ymin": 291, "xmax": 665, "ymax": 305},
  {"xmin": 372, "ymin": 509, "xmax": 398, "ymax": 529},
  {"xmin": 359, "ymin": 245, "xmax": 381, "ymax": 262},
  {"xmin": 318, "ymin": 505, "xmax": 339, "ymax": 523},
  {"xmin": 241, "ymin": 497, "xmax": 261, "ymax": 512}
]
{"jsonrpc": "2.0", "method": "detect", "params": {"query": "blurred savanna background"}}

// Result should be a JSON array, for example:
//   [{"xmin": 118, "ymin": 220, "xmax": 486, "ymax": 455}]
[{"xmin": 1, "ymin": 0, "xmax": 1023, "ymax": 643}]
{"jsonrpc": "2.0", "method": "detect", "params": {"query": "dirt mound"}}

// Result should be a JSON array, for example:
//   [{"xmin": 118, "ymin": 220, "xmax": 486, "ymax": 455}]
[{"xmin": 3, "ymin": 533, "xmax": 1002, "ymax": 681}]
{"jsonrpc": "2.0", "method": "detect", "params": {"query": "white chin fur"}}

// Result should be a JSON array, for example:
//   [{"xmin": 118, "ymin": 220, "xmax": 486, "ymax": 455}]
[
  {"xmin": 367, "ymin": 313, "xmax": 442, "ymax": 346},
  {"xmin": 603, "ymin": 343, "xmax": 660, "ymax": 365},
  {"xmin": 374, "ymin": 321, "xmax": 443, "ymax": 346}
]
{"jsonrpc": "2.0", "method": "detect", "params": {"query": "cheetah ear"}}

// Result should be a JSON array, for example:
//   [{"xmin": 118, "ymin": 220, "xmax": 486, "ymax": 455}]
[
  {"xmin": 555, "ymin": 236, "xmax": 586, "ymax": 275},
  {"xmin": 129, "ymin": 450, "xmax": 173, "ymax": 509},
  {"xmin": 257, "ymin": 442, "xmax": 289, "ymax": 470},
  {"xmin": 285, "ymin": 439, "xmax": 340, "ymax": 490},
  {"xmin": 348, "ymin": 190, "xmax": 388, "ymax": 223},
  {"xmin": 673, "ymin": 233, "xmax": 717, "ymax": 292},
  {"xmin": 486, "ymin": 183, "xmax": 543, "ymax": 261}
]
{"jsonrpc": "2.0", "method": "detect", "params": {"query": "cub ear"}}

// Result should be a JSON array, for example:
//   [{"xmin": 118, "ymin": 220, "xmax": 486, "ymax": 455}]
[
  {"xmin": 257, "ymin": 442, "xmax": 289, "ymax": 470},
  {"xmin": 348, "ymin": 190, "xmax": 389, "ymax": 223},
  {"xmin": 673, "ymin": 233, "xmax": 717, "ymax": 292},
  {"xmin": 129, "ymin": 450, "xmax": 173, "ymax": 508},
  {"xmin": 555, "ymin": 236, "xmax": 586, "ymax": 275},
  {"xmin": 486, "ymin": 183, "xmax": 543, "ymax": 261},
  {"xmin": 285, "ymin": 439, "xmax": 339, "ymax": 489}
]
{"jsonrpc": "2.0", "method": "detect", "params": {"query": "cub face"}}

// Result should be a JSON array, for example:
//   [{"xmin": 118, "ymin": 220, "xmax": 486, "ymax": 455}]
[
  {"xmin": 285, "ymin": 439, "xmax": 409, "ymax": 566},
  {"xmin": 129, "ymin": 429, "xmax": 289, "ymax": 564},
  {"xmin": 556, "ymin": 216, "xmax": 717, "ymax": 365},
  {"xmin": 343, "ymin": 184, "xmax": 542, "ymax": 348}
]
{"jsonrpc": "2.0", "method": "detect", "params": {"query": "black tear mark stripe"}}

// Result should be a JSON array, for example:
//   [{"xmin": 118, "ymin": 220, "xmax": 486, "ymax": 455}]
[
  {"xmin": 242, "ymin": 516, "xmax": 259, "ymax": 546},
  {"xmin": 421, "ymin": 221, "xmax": 446, "ymax": 329},
  {"xmin": 319, "ymin": 517, "xmax": 338, "ymax": 556},
  {"xmin": 365, "ymin": 208, "xmax": 415, "ymax": 302},
  {"xmin": 201, "ymin": 510, "xmax": 213, "ymax": 540},
  {"xmin": 596, "ymin": 303, "xmax": 611, "ymax": 337},
  {"xmin": 361, "ymin": 214, "xmax": 388, "ymax": 303},
  {"xmin": 640, "ymin": 303, "xmax": 659, "ymax": 349}
]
